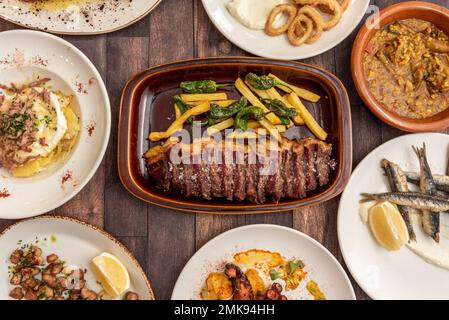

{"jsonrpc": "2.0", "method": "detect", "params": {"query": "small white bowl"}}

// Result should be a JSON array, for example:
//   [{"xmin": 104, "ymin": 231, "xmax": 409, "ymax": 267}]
[{"xmin": 0, "ymin": 30, "xmax": 111, "ymax": 219}]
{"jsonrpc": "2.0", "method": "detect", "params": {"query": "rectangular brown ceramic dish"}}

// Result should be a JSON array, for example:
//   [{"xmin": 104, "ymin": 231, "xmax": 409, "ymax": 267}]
[{"xmin": 118, "ymin": 57, "xmax": 352, "ymax": 214}]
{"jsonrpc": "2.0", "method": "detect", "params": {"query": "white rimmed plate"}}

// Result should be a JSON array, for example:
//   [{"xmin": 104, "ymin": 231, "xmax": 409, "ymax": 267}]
[
  {"xmin": 171, "ymin": 224, "xmax": 355, "ymax": 300},
  {"xmin": 0, "ymin": 30, "xmax": 110, "ymax": 219},
  {"xmin": 338, "ymin": 133, "xmax": 449, "ymax": 300},
  {"xmin": 0, "ymin": 215, "xmax": 154, "ymax": 300},
  {"xmin": 201, "ymin": 0, "xmax": 370, "ymax": 60},
  {"xmin": 0, "ymin": 0, "xmax": 161, "ymax": 35}
]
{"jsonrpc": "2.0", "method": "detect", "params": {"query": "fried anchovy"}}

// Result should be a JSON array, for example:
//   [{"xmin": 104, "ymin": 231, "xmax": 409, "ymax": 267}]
[
  {"xmin": 360, "ymin": 192, "xmax": 449, "ymax": 212},
  {"xmin": 406, "ymin": 172, "xmax": 449, "ymax": 193},
  {"xmin": 381, "ymin": 159, "xmax": 416, "ymax": 241},
  {"xmin": 413, "ymin": 144, "xmax": 440, "ymax": 242}
]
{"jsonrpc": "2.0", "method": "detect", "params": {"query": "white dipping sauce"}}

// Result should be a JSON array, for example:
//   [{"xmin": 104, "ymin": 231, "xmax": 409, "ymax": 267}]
[
  {"xmin": 227, "ymin": 0, "xmax": 284, "ymax": 30},
  {"xmin": 360, "ymin": 201, "xmax": 449, "ymax": 271}
]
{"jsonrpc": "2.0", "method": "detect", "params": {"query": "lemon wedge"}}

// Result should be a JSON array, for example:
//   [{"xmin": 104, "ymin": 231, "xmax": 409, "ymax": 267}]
[
  {"xmin": 91, "ymin": 253, "xmax": 130, "ymax": 298},
  {"xmin": 368, "ymin": 202, "xmax": 409, "ymax": 251}
]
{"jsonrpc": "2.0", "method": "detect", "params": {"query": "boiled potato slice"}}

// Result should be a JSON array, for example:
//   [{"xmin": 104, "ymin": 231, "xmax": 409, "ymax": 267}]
[
  {"xmin": 200, "ymin": 272, "xmax": 233, "ymax": 300},
  {"xmin": 12, "ymin": 160, "xmax": 42, "ymax": 177},
  {"xmin": 63, "ymin": 107, "xmax": 80, "ymax": 140},
  {"xmin": 246, "ymin": 269, "xmax": 266, "ymax": 299},
  {"xmin": 234, "ymin": 249, "xmax": 284, "ymax": 271}
]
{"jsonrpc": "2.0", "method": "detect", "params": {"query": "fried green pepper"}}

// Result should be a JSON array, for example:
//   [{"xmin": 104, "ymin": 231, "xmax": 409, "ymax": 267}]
[
  {"xmin": 262, "ymin": 99, "xmax": 298, "ymax": 118},
  {"xmin": 173, "ymin": 95, "xmax": 209, "ymax": 125},
  {"xmin": 245, "ymin": 73, "xmax": 289, "ymax": 90},
  {"xmin": 234, "ymin": 106, "xmax": 265, "ymax": 131},
  {"xmin": 207, "ymin": 97, "xmax": 248, "ymax": 125},
  {"xmin": 173, "ymin": 95, "xmax": 195, "ymax": 124},
  {"xmin": 180, "ymin": 80, "xmax": 230, "ymax": 94}
]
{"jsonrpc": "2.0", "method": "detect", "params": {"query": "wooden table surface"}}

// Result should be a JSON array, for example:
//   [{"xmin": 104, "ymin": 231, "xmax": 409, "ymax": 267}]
[{"xmin": 1, "ymin": 0, "xmax": 448, "ymax": 300}]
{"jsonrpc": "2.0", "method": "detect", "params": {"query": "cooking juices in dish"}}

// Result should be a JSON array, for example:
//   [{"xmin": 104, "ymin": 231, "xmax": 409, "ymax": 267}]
[
  {"xmin": 144, "ymin": 73, "xmax": 336, "ymax": 204},
  {"xmin": 363, "ymin": 19, "xmax": 449, "ymax": 119},
  {"xmin": 0, "ymin": 78, "xmax": 80, "ymax": 177},
  {"xmin": 201, "ymin": 249, "xmax": 325, "ymax": 300}
]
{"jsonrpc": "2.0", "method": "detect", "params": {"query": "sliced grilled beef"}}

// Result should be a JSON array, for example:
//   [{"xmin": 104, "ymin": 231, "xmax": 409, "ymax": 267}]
[{"xmin": 146, "ymin": 138, "xmax": 335, "ymax": 204}]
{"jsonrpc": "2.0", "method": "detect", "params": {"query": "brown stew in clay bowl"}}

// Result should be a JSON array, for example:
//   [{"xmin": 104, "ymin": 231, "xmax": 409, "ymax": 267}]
[
  {"xmin": 118, "ymin": 57, "xmax": 351, "ymax": 214},
  {"xmin": 352, "ymin": 1, "xmax": 449, "ymax": 132}
]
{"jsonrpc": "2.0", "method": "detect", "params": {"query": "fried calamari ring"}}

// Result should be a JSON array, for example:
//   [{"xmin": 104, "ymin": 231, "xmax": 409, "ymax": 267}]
[
  {"xmin": 294, "ymin": 0, "xmax": 342, "ymax": 30},
  {"xmin": 265, "ymin": 4, "xmax": 298, "ymax": 36},
  {"xmin": 317, "ymin": 0, "xmax": 349, "ymax": 14},
  {"xmin": 288, "ymin": 14, "xmax": 314, "ymax": 46},
  {"xmin": 298, "ymin": 6, "xmax": 323, "ymax": 44}
]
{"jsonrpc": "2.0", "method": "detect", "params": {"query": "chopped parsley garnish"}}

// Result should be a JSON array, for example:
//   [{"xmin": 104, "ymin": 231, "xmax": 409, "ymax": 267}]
[
  {"xmin": 269, "ymin": 270, "xmax": 280, "ymax": 281},
  {"xmin": 0, "ymin": 113, "xmax": 34, "ymax": 136},
  {"xmin": 289, "ymin": 260, "xmax": 305, "ymax": 275}
]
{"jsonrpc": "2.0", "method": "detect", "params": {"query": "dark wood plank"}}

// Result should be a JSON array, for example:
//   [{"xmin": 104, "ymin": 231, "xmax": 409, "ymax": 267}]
[
  {"xmin": 104, "ymin": 37, "xmax": 149, "ymax": 237},
  {"xmin": 194, "ymin": 0, "xmax": 247, "ymax": 58},
  {"xmin": 146, "ymin": 0, "xmax": 196, "ymax": 300},
  {"xmin": 0, "ymin": 19, "xmax": 21, "ymax": 31},
  {"xmin": 116, "ymin": 236, "xmax": 148, "ymax": 271}
]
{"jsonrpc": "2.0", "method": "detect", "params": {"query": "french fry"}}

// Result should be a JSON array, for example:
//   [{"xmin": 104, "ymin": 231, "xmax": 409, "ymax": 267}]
[
  {"xmin": 181, "ymin": 93, "xmax": 227, "ymax": 102},
  {"xmin": 287, "ymin": 93, "xmax": 328, "ymax": 141},
  {"xmin": 235, "ymin": 78, "xmax": 281, "ymax": 125},
  {"xmin": 276, "ymin": 125, "xmax": 287, "ymax": 133},
  {"xmin": 268, "ymin": 74, "xmax": 321, "ymax": 103},
  {"xmin": 244, "ymin": 81, "xmax": 270, "ymax": 100},
  {"xmin": 267, "ymin": 88, "xmax": 304, "ymax": 125},
  {"xmin": 247, "ymin": 120, "xmax": 261, "ymax": 129},
  {"xmin": 226, "ymin": 131, "xmax": 259, "ymax": 139},
  {"xmin": 282, "ymin": 93, "xmax": 301, "ymax": 124},
  {"xmin": 149, "ymin": 102, "xmax": 210, "ymax": 141},
  {"xmin": 174, "ymin": 104, "xmax": 181, "ymax": 119},
  {"xmin": 258, "ymin": 118, "xmax": 282, "ymax": 143},
  {"xmin": 206, "ymin": 118, "xmax": 235, "ymax": 135},
  {"xmin": 189, "ymin": 100, "xmax": 236, "ymax": 107}
]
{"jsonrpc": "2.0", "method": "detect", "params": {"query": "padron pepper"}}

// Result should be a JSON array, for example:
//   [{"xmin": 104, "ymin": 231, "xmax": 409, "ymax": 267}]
[
  {"xmin": 180, "ymin": 80, "xmax": 230, "ymax": 94},
  {"xmin": 245, "ymin": 73, "xmax": 289, "ymax": 90},
  {"xmin": 234, "ymin": 106, "xmax": 265, "ymax": 131},
  {"xmin": 173, "ymin": 95, "xmax": 208, "ymax": 125},
  {"xmin": 208, "ymin": 96, "xmax": 248, "ymax": 125},
  {"xmin": 263, "ymin": 99, "xmax": 298, "ymax": 118}
]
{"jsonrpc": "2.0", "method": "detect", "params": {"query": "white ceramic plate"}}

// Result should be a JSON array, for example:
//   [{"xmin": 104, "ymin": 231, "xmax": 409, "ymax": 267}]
[
  {"xmin": 0, "ymin": 215, "xmax": 154, "ymax": 300},
  {"xmin": 172, "ymin": 224, "xmax": 355, "ymax": 300},
  {"xmin": 0, "ymin": 30, "xmax": 110, "ymax": 219},
  {"xmin": 201, "ymin": 0, "xmax": 370, "ymax": 60},
  {"xmin": 0, "ymin": 0, "xmax": 161, "ymax": 35},
  {"xmin": 338, "ymin": 133, "xmax": 449, "ymax": 300}
]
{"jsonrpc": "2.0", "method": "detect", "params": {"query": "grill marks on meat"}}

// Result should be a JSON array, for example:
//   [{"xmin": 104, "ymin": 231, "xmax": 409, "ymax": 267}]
[
  {"xmin": 210, "ymin": 163, "xmax": 222, "ymax": 198},
  {"xmin": 292, "ymin": 144, "xmax": 307, "ymax": 198},
  {"xmin": 234, "ymin": 162, "xmax": 247, "ymax": 202},
  {"xmin": 146, "ymin": 138, "xmax": 335, "ymax": 204}
]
